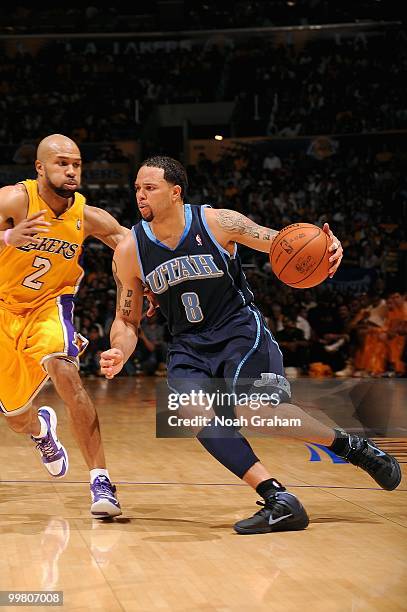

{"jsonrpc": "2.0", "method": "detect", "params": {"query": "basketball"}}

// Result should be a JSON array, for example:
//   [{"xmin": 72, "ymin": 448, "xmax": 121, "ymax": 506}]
[{"xmin": 270, "ymin": 223, "xmax": 330, "ymax": 288}]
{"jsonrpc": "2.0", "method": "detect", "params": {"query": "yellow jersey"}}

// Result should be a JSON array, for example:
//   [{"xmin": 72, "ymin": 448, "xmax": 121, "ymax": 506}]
[{"xmin": 0, "ymin": 179, "xmax": 85, "ymax": 314}]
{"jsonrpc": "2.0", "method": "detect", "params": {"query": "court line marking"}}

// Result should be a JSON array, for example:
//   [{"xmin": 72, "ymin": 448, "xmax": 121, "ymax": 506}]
[
  {"xmin": 317, "ymin": 486, "xmax": 407, "ymax": 529},
  {"xmin": 0, "ymin": 480, "xmax": 405, "ymax": 491}
]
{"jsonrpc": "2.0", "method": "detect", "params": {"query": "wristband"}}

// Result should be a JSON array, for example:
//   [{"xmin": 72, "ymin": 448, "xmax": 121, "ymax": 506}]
[{"xmin": 3, "ymin": 229, "xmax": 12, "ymax": 246}]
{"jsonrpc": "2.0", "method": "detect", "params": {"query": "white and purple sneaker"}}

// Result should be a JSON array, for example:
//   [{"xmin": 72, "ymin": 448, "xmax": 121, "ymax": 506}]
[
  {"xmin": 31, "ymin": 406, "xmax": 68, "ymax": 478},
  {"xmin": 90, "ymin": 476, "xmax": 122, "ymax": 518}
]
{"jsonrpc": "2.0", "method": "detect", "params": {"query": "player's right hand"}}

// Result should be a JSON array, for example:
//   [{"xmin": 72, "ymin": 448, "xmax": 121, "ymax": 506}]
[
  {"xmin": 100, "ymin": 348, "xmax": 124, "ymax": 379},
  {"xmin": 3, "ymin": 210, "xmax": 51, "ymax": 247}
]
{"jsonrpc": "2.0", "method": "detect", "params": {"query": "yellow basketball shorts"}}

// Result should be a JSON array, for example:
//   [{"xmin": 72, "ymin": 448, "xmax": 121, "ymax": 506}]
[{"xmin": 0, "ymin": 296, "xmax": 88, "ymax": 415}]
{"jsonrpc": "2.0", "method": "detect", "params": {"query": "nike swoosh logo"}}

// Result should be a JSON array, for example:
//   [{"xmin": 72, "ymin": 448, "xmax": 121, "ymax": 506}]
[
  {"xmin": 268, "ymin": 513, "xmax": 292, "ymax": 526},
  {"xmin": 367, "ymin": 443, "xmax": 386, "ymax": 456}
]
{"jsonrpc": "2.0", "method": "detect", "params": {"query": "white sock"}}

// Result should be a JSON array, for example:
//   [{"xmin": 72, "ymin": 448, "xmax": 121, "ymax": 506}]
[
  {"xmin": 90, "ymin": 468, "xmax": 110, "ymax": 484},
  {"xmin": 33, "ymin": 415, "xmax": 48, "ymax": 439}
]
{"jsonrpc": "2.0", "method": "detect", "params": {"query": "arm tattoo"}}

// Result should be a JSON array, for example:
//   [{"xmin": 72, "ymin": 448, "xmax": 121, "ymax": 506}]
[
  {"xmin": 216, "ymin": 210, "xmax": 276, "ymax": 241},
  {"xmin": 123, "ymin": 289, "xmax": 134, "ymax": 315},
  {"xmin": 112, "ymin": 258, "xmax": 123, "ymax": 311},
  {"xmin": 113, "ymin": 260, "xmax": 135, "ymax": 318},
  {"xmin": 217, "ymin": 210, "xmax": 260, "ymax": 238}
]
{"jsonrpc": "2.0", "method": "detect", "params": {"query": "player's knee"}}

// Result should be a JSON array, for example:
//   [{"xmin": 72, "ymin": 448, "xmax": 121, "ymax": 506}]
[
  {"xmin": 241, "ymin": 373, "xmax": 292, "ymax": 412},
  {"xmin": 46, "ymin": 358, "xmax": 83, "ymax": 393},
  {"xmin": 178, "ymin": 402, "xmax": 211, "ymax": 420},
  {"xmin": 46, "ymin": 356, "xmax": 78, "ymax": 377}
]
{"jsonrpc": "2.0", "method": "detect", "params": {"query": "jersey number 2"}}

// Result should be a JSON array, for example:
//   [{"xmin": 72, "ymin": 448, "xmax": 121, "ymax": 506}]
[
  {"xmin": 22, "ymin": 256, "xmax": 51, "ymax": 290},
  {"xmin": 181, "ymin": 292, "xmax": 203, "ymax": 322}
]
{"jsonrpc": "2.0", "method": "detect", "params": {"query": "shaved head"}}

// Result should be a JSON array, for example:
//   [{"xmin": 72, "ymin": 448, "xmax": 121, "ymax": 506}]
[
  {"xmin": 37, "ymin": 134, "xmax": 80, "ymax": 162},
  {"xmin": 35, "ymin": 133, "xmax": 82, "ymax": 199}
]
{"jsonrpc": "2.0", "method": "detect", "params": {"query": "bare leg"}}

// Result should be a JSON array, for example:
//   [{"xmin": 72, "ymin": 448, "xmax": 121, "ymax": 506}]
[
  {"xmin": 242, "ymin": 462, "xmax": 273, "ymax": 489},
  {"xmin": 5, "ymin": 404, "xmax": 42, "ymax": 436},
  {"xmin": 236, "ymin": 401, "xmax": 335, "ymax": 446},
  {"xmin": 46, "ymin": 358, "xmax": 106, "ymax": 469},
  {"xmin": 237, "ymin": 402, "xmax": 337, "ymax": 491}
]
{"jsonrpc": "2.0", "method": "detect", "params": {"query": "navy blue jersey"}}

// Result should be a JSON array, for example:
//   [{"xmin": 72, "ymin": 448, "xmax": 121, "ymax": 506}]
[{"xmin": 133, "ymin": 204, "xmax": 254, "ymax": 335}]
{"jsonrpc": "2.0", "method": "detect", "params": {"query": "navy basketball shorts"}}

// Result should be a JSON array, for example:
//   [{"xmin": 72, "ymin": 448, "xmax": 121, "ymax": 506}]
[{"xmin": 167, "ymin": 304, "xmax": 285, "ymax": 414}]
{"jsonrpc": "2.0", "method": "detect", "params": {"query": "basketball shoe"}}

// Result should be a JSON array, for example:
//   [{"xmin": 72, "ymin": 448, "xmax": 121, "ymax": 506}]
[
  {"xmin": 341, "ymin": 435, "xmax": 401, "ymax": 491},
  {"xmin": 31, "ymin": 406, "xmax": 68, "ymax": 478},
  {"xmin": 234, "ymin": 491, "xmax": 309, "ymax": 535},
  {"xmin": 90, "ymin": 475, "xmax": 122, "ymax": 518}
]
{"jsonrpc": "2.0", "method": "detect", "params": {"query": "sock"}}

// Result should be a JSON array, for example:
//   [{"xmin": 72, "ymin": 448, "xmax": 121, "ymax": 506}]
[
  {"xmin": 256, "ymin": 478, "xmax": 286, "ymax": 499},
  {"xmin": 32, "ymin": 415, "xmax": 48, "ymax": 439},
  {"xmin": 90, "ymin": 468, "xmax": 110, "ymax": 484},
  {"xmin": 328, "ymin": 428, "xmax": 351, "ymax": 457}
]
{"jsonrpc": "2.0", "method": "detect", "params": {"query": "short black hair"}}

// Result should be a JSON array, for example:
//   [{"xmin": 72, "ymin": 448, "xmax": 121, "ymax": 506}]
[{"xmin": 141, "ymin": 155, "xmax": 188, "ymax": 199}]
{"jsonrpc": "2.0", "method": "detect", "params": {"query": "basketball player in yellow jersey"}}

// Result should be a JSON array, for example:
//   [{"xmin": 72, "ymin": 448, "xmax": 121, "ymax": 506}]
[{"xmin": 0, "ymin": 134, "xmax": 126, "ymax": 517}]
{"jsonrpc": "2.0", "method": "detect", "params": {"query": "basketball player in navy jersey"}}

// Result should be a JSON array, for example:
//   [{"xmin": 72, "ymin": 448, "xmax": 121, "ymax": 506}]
[{"xmin": 101, "ymin": 156, "xmax": 401, "ymax": 534}]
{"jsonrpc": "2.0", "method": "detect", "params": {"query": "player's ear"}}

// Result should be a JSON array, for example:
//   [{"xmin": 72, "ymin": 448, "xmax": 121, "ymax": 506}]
[
  {"xmin": 172, "ymin": 184, "xmax": 181, "ymax": 201},
  {"xmin": 35, "ymin": 159, "xmax": 44, "ymax": 176}
]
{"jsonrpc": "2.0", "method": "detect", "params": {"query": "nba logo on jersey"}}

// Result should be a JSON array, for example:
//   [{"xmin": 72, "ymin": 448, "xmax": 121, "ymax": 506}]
[{"xmin": 195, "ymin": 234, "xmax": 202, "ymax": 246}]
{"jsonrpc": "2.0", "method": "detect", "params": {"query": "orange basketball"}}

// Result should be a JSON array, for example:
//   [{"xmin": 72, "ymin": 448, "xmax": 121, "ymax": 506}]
[{"xmin": 270, "ymin": 223, "xmax": 330, "ymax": 288}]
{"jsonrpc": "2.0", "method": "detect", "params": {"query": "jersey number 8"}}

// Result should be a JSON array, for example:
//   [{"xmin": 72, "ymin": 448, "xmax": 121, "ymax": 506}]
[{"xmin": 181, "ymin": 292, "xmax": 204, "ymax": 323}]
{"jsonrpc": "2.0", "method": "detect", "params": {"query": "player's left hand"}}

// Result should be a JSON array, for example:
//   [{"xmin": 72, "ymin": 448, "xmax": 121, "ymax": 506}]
[
  {"xmin": 144, "ymin": 285, "xmax": 159, "ymax": 317},
  {"xmin": 323, "ymin": 223, "xmax": 343, "ymax": 277}
]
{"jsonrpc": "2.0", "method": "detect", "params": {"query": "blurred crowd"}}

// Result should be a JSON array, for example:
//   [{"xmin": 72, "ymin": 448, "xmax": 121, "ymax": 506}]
[
  {"xmin": 0, "ymin": 2, "xmax": 399, "ymax": 35},
  {"xmin": 73, "ymin": 141, "xmax": 406, "ymax": 379},
  {"xmin": 230, "ymin": 32, "xmax": 407, "ymax": 136},
  {"xmin": 1, "ymin": 30, "xmax": 406, "ymax": 142}
]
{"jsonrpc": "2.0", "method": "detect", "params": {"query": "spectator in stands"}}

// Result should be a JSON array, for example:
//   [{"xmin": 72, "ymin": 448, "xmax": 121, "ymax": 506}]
[
  {"xmin": 136, "ymin": 315, "xmax": 167, "ymax": 376},
  {"xmin": 359, "ymin": 244, "xmax": 380, "ymax": 270},
  {"xmin": 275, "ymin": 312, "xmax": 309, "ymax": 376},
  {"xmin": 263, "ymin": 151, "xmax": 282, "ymax": 173},
  {"xmin": 81, "ymin": 325, "xmax": 109, "ymax": 376},
  {"xmin": 386, "ymin": 292, "xmax": 407, "ymax": 376}
]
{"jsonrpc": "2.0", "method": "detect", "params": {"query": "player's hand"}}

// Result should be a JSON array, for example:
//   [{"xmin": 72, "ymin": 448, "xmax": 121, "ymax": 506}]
[
  {"xmin": 144, "ymin": 285, "xmax": 159, "ymax": 317},
  {"xmin": 100, "ymin": 348, "xmax": 124, "ymax": 379},
  {"xmin": 323, "ymin": 223, "xmax": 343, "ymax": 277},
  {"xmin": 3, "ymin": 210, "xmax": 51, "ymax": 247}
]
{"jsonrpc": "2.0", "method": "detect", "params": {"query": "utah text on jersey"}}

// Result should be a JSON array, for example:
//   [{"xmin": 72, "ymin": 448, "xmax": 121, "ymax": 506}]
[{"xmin": 146, "ymin": 254, "xmax": 224, "ymax": 294}]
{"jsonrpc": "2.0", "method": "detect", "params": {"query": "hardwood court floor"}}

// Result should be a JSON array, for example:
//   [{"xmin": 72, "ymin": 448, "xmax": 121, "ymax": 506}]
[{"xmin": 0, "ymin": 378, "xmax": 406, "ymax": 612}]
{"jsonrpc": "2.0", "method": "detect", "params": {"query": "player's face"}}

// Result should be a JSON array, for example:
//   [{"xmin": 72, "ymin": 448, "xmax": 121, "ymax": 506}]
[
  {"xmin": 43, "ymin": 153, "xmax": 82, "ymax": 199},
  {"xmin": 135, "ymin": 166, "xmax": 177, "ymax": 222}
]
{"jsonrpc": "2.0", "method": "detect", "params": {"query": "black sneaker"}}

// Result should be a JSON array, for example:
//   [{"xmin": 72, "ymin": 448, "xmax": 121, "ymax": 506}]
[
  {"xmin": 234, "ymin": 491, "xmax": 309, "ymax": 535},
  {"xmin": 345, "ymin": 436, "xmax": 401, "ymax": 491}
]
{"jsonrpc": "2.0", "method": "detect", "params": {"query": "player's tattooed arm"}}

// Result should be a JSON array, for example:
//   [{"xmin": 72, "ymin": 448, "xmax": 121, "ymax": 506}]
[
  {"xmin": 112, "ymin": 258, "xmax": 135, "ymax": 319},
  {"xmin": 104, "ymin": 236, "xmax": 145, "ymax": 372},
  {"xmin": 205, "ymin": 208, "xmax": 344, "ymax": 270},
  {"xmin": 209, "ymin": 209, "xmax": 279, "ymax": 253}
]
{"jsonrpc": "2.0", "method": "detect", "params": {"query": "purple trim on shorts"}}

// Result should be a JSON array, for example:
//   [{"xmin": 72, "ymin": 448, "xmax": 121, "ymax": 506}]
[{"xmin": 59, "ymin": 294, "xmax": 78, "ymax": 358}]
